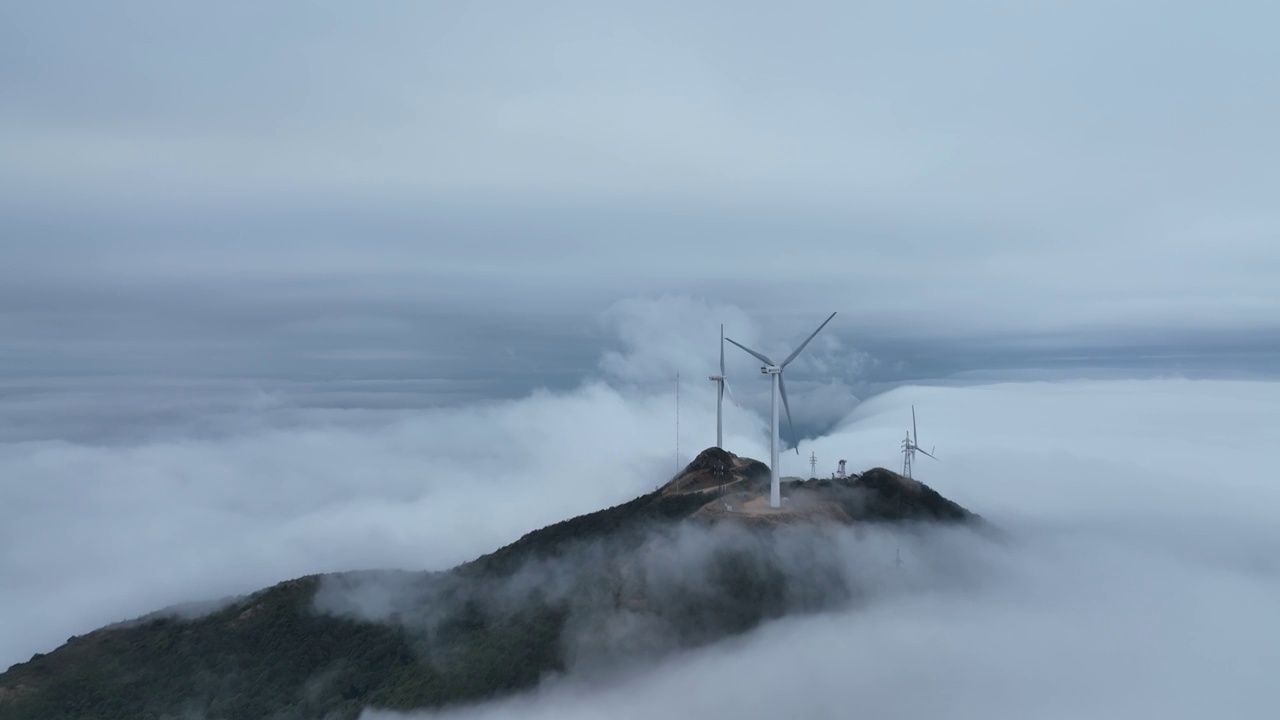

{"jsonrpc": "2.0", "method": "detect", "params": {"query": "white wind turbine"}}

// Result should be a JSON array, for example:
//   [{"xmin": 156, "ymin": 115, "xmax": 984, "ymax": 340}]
[
  {"xmin": 727, "ymin": 311, "xmax": 837, "ymax": 508},
  {"xmin": 901, "ymin": 404, "xmax": 938, "ymax": 479},
  {"xmin": 707, "ymin": 324, "xmax": 739, "ymax": 449}
]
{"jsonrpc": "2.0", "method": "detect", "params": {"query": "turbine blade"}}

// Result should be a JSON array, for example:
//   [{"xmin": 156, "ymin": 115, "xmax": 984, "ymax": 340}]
[
  {"xmin": 912, "ymin": 405, "xmax": 918, "ymax": 445},
  {"xmin": 725, "ymin": 338, "xmax": 774, "ymax": 367},
  {"xmin": 719, "ymin": 324, "xmax": 725, "ymax": 375},
  {"xmin": 781, "ymin": 311, "xmax": 837, "ymax": 368},
  {"xmin": 723, "ymin": 377, "xmax": 740, "ymax": 407},
  {"xmin": 778, "ymin": 373, "xmax": 797, "ymax": 453},
  {"xmin": 917, "ymin": 447, "xmax": 939, "ymax": 461}
]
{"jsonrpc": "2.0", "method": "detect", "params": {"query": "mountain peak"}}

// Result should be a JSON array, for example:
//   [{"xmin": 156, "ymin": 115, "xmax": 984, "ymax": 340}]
[
  {"xmin": 0, "ymin": 452, "xmax": 983, "ymax": 720},
  {"xmin": 661, "ymin": 446, "xmax": 770, "ymax": 496},
  {"xmin": 662, "ymin": 447, "xmax": 976, "ymax": 528}
]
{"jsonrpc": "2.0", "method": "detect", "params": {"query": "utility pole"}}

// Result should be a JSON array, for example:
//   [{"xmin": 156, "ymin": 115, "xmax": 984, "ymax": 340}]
[{"xmin": 675, "ymin": 371, "xmax": 680, "ymax": 475}]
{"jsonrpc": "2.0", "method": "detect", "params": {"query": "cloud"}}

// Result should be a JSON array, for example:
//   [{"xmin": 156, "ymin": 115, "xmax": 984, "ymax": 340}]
[
  {"xmin": 0, "ymin": 298, "xmax": 786, "ymax": 669},
  {"xmin": 7, "ymin": 294, "xmax": 870, "ymax": 667},
  {"xmin": 597, "ymin": 295, "xmax": 763, "ymax": 386},
  {"xmin": 358, "ymin": 378, "xmax": 1280, "ymax": 719},
  {"xmin": 3, "ymin": 1, "xmax": 1279, "ymax": 711},
  {"xmin": 596, "ymin": 295, "xmax": 868, "ymax": 445},
  {"xmin": 312, "ymin": 519, "xmax": 947, "ymax": 680},
  {"xmin": 2, "ymin": 296, "xmax": 1277, "ymax": 720},
  {"xmin": 3, "ymin": 2, "xmax": 1280, "ymax": 356},
  {"xmin": 0, "ymin": 377, "xmax": 771, "ymax": 668},
  {"xmin": 365, "ymin": 519, "xmax": 1277, "ymax": 719}
]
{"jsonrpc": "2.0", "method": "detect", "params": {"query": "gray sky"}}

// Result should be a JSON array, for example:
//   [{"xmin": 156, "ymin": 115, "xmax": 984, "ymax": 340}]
[
  {"xmin": 3, "ymin": 0, "xmax": 1279, "ymax": 395},
  {"xmin": 2, "ymin": 6, "xmax": 1280, "ymax": 713}
]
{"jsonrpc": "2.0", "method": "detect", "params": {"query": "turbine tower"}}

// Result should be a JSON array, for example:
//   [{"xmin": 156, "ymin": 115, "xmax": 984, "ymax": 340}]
[
  {"xmin": 707, "ymin": 324, "xmax": 738, "ymax": 448},
  {"xmin": 901, "ymin": 404, "xmax": 938, "ymax": 479},
  {"xmin": 726, "ymin": 311, "xmax": 837, "ymax": 508}
]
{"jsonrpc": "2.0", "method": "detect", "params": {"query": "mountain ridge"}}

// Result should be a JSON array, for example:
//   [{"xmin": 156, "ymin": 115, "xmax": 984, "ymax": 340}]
[{"xmin": 1, "ymin": 448, "xmax": 984, "ymax": 720}]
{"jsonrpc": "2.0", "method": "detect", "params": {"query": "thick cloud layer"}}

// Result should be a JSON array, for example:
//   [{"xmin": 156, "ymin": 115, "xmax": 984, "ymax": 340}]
[
  {"xmin": 366, "ymin": 522, "xmax": 1276, "ymax": 719},
  {"xmin": 363, "ymin": 379, "xmax": 1280, "ymax": 719},
  {"xmin": 0, "ymin": 377, "xmax": 772, "ymax": 668},
  {"xmin": 5, "ymin": 2, "xmax": 1279, "ymax": 713},
  {"xmin": 4, "ymin": 293, "xmax": 1279, "ymax": 720},
  {"xmin": 312, "ymin": 518, "xmax": 948, "ymax": 683},
  {"xmin": 3, "ymin": 329, "xmax": 1278, "ymax": 720},
  {"xmin": 2, "ymin": 2, "xmax": 1279, "ymax": 371},
  {"xmin": 0, "ymin": 297, "xmax": 780, "ymax": 668}
]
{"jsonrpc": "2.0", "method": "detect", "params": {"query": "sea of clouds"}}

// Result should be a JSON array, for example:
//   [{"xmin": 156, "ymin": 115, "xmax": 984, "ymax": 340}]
[
  {"xmin": 2, "ymin": 298, "xmax": 1278, "ymax": 719},
  {"xmin": 360, "ymin": 376, "xmax": 1279, "ymax": 720}
]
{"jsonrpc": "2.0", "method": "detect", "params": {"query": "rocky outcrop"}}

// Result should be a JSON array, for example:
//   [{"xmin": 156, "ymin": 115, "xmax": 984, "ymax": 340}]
[
  {"xmin": 0, "ymin": 450, "xmax": 983, "ymax": 720},
  {"xmin": 661, "ymin": 447, "xmax": 770, "ymax": 496}
]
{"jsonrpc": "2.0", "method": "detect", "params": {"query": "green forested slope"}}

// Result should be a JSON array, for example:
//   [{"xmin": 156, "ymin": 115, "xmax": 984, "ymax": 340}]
[{"xmin": 0, "ymin": 467, "xmax": 978, "ymax": 720}]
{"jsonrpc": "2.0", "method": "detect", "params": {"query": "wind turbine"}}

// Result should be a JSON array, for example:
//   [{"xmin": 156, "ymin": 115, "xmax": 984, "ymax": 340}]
[
  {"xmin": 901, "ymin": 404, "xmax": 938, "ymax": 479},
  {"xmin": 726, "ymin": 311, "xmax": 837, "ymax": 508},
  {"xmin": 707, "ymin": 324, "xmax": 738, "ymax": 449}
]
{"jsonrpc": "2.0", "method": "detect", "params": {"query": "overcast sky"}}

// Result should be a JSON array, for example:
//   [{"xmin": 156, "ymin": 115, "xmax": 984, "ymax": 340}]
[
  {"xmin": 3, "ymin": 0, "xmax": 1279, "ymax": 394},
  {"xmin": 2, "ymin": 5, "xmax": 1280, "ymax": 714}
]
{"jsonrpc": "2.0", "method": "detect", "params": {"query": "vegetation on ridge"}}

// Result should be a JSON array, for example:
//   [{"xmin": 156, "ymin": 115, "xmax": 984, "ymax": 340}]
[{"xmin": 0, "ymin": 454, "xmax": 981, "ymax": 720}]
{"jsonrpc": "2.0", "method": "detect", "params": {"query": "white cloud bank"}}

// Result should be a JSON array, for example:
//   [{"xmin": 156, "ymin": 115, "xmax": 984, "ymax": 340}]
[
  {"xmin": 0, "ymin": 378, "xmax": 769, "ymax": 668},
  {"xmin": 365, "ymin": 379, "xmax": 1280, "ymax": 719},
  {"xmin": 0, "ymin": 297, "xmax": 773, "ymax": 668},
  {"xmin": 2, "ymin": 297, "xmax": 1277, "ymax": 720}
]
